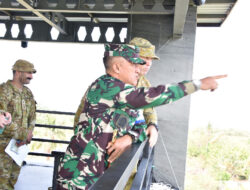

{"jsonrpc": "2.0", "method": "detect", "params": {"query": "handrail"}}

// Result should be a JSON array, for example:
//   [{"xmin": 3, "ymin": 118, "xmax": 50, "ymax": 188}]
[
  {"xmin": 131, "ymin": 141, "xmax": 153, "ymax": 190},
  {"xmin": 89, "ymin": 140, "xmax": 153, "ymax": 190},
  {"xmin": 36, "ymin": 110, "xmax": 75, "ymax": 115},
  {"xmin": 35, "ymin": 124, "xmax": 73, "ymax": 130},
  {"xmin": 27, "ymin": 109, "xmax": 74, "ymax": 157},
  {"xmin": 90, "ymin": 140, "xmax": 147, "ymax": 190}
]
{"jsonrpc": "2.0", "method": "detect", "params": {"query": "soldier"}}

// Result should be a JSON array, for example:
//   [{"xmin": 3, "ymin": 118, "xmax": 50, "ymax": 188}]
[
  {"xmin": 57, "ymin": 44, "xmax": 225, "ymax": 190},
  {"xmin": 0, "ymin": 59, "xmax": 36, "ymax": 190},
  {"xmin": 130, "ymin": 37, "xmax": 160, "ymax": 148},
  {"xmin": 124, "ymin": 37, "xmax": 160, "ymax": 190}
]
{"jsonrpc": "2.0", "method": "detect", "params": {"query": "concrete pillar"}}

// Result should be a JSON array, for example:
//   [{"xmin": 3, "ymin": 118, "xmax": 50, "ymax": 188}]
[{"xmin": 127, "ymin": 6, "xmax": 197, "ymax": 190}]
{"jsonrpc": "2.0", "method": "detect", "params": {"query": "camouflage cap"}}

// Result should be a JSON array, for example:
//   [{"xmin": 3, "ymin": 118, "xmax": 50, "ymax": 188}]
[
  {"xmin": 129, "ymin": 37, "xmax": 160, "ymax": 60},
  {"xmin": 104, "ymin": 44, "xmax": 146, "ymax": 65},
  {"xmin": 12, "ymin": 59, "xmax": 36, "ymax": 73}
]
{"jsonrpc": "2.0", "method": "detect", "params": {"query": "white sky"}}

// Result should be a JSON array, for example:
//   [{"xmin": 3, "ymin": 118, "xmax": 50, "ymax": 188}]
[
  {"xmin": 189, "ymin": 0, "xmax": 250, "ymax": 131},
  {"xmin": 0, "ymin": 0, "xmax": 249, "ymax": 131}
]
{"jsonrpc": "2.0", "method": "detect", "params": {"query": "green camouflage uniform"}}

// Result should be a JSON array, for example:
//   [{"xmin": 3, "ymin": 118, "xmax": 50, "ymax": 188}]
[
  {"xmin": 56, "ymin": 44, "xmax": 197, "ymax": 190},
  {"xmin": 57, "ymin": 75, "xmax": 197, "ymax": 190},
  {"xmin": 0, "ymin": 80, "xmax": 36, "ymax": 190}
]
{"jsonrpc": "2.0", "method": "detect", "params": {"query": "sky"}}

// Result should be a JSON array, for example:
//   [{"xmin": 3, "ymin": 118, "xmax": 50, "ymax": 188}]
[
  {"xmin": 189, "ymin": 0, "xmax": 250, "ymax": 131},
  {"xmin": 0, "ymin": 0, "xmax": 249, "ymax": 132}
]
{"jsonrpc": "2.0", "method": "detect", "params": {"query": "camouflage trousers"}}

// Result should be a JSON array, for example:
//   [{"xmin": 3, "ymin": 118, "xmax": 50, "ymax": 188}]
[
  {"xmin": 57, "ymin": 182, "xmax": 83, "ymax": 190},
  {"xmin": 0, "ymin": 138, "xmax": 21, "ymax": 190}
]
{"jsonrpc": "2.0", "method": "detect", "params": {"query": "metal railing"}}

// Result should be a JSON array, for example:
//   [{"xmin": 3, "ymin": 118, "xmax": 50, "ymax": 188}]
[
  {"xmin": 28, "ymin": 109, "xmax": 74, "ymax": 157},
  {"xmin": 89, "ymin": 140, "xmax": 154, "ymax": 190},
  {"xmin": 30, "ymin": 110, "xmax": 153, "ymax": 190}
]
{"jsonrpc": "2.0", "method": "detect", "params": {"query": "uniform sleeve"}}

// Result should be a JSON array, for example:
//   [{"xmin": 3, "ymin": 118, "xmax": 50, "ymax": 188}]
[
  {"xmin": 0, "ymin": 85, "xmax": 22, "ymax": 139},
  {"xmin": 28, "ymin": 96, "xmax": 36, "ymax": 132},
  {"xmin": 143, "ymin": 107, "xmax": 158, "ymax": 126},
  {"xmin": 0, "ymin": 85, "xmax": 9, "ymax": 114},
  {"xmin": 74, "ymin": 97, "xmax": 85, "ymax": 132},
  {"xmin": 0, "ymin": 99, "xmax": 23, "ymax": 139},
  {"xmin": 74, "ymin": 87, "xmax": 90, "ymax": 133},
  {"xmin": 116, "ymin": 80, "xmax": 197, "ymax": 110}
]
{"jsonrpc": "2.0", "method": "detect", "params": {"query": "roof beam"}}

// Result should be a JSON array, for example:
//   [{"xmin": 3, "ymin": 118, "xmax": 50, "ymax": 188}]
[
  {"xmin": 173, "ymin": 0, "xmax": 189, "ymax": 38},
  {"xmin": 205, "ymin": 0, "xmax": 237, "ymax": 3},
  {"xmin": 16, "ymin": 0, "xmax": 67, "ymax": 34},
  {"xmin": 0, "ymin": 20, "xmax": 127, "ymax": 43},
  {"xmin": 197, "ymin": 14, "xmax": 227, "ymax": 19},
  {"xmin": 0, "ymin": 0, "xmax": 174, "ymax": 15}
]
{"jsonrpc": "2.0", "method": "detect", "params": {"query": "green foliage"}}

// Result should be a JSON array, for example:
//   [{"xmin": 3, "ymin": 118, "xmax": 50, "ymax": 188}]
[
  {"xmin": 27, "ymin": 111, "xmax": 74, "ymax": 162},
  {"xmin": 186, "ymin": 125, "xmax": 250, "ymax": 190}
]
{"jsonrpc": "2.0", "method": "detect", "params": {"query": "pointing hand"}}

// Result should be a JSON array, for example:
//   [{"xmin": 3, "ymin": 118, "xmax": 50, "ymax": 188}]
[{"xmin": 200, "ymin": 74, "xmax": 227, "ymax": 91}]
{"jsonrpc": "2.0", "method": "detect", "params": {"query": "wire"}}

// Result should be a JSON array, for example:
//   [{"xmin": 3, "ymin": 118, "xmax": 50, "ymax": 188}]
[{"xmin": 159, "ymin": 132, "xmax": 181, "ymax": 190}]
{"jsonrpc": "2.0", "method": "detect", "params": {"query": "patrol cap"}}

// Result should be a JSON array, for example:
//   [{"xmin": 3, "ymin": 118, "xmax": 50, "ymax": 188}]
[
  {"xmin": 12, "ymin": 59, "xmax": 36, "ymax": 73},
  {"xmin": 129, "ymin": 37, "xmax": 160, "ymax": 60},
  {"xmin": 104, "ymin": 44, "xmax": 146, "ymax": 65}
]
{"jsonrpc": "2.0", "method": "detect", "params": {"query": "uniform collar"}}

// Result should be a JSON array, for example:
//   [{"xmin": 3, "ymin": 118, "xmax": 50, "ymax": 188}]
[{"xmin": 6, "ymin": 80, "xmax": 23, "ymax": 93}]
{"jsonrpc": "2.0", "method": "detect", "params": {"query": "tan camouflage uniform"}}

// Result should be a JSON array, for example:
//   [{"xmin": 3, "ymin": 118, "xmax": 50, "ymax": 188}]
[
  {"xmin": 73, "ymin": 87, "xmax": 89, "ymax": 133},
  {"xmin": 0, "ymin": 61, "xmax": 36, "ymax": 190}
]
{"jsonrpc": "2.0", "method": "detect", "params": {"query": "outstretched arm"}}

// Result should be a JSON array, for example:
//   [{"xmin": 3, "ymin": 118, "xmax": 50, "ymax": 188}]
[{"xmin": 117, "ymin": 74, "xmax": 227, "ymax": 110}]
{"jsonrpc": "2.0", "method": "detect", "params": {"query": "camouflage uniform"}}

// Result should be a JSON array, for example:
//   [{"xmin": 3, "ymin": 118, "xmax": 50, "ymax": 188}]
[
  {"xmin": 130, "ymin": 37, "xmax": 160, "ymax": 129},
  {"xmin": 73, "ymin": 88, "xmax": 89, "ymax": 133},
  {"xmin": 57, "ymin": 75, "xmax": 197, "ymax": 190},
  {"xmin": 123, "ymin": 76, "xmax": 159, "ymax": 190},
  {"xmin": 124, "ymin": 37, "xmax": 160, "ymax": 190},
  {"xmin": 56, "ymin": 44, "xmax": 197, "ymax": 190},
  {"xmin": 137, "ymin": 75, "xmax": 158, "ymax": 128},
  {"xmin": 0, "ymin": 60, "xmax": 36, "ymax": 190}
]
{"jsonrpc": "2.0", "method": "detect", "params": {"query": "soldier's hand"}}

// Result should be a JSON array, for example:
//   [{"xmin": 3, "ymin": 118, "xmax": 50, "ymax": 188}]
[
  {"xmin": 16, "ymin": 140, "xmax": 26, "ymax": 147},
  {"xmin": 146, "ymin": 125, "xmax": 158, "ymax": 147},
  {"xmin": 0, "ymin": 114, "xmax": 5, "ymax": 128},
  {"xmin": 0, "ymin": 112, "xmax": 12, "ymax": 128},
  {"xmin": 4, "ymin": 112, "xmax": 12, "ymax": 125},
  {"xmin": 200, "ymin": 75, "xmax": 227, "ymax": 91},
  {"xmin": 107, "ymin": 135, "xmax": 132, "ymax": 163}
]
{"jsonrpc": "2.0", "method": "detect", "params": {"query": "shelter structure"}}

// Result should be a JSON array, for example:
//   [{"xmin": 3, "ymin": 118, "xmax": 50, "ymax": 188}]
[{"xmin": 0, "ymin": 0, "xmax": 237, "ymax": 189}]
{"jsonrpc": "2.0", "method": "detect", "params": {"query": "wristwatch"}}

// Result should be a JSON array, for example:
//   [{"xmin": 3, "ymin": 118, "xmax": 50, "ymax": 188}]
[
  {"xmin": 193, "ymin": 79, "xmax": 201, "ymax": 90},
  {"xmin": 126, "ymin": 133, "xmax": 136, "ymax": 143},
  {"xmin": 148, "ymin": 122, "xmax": 159, "ymax": 131}
]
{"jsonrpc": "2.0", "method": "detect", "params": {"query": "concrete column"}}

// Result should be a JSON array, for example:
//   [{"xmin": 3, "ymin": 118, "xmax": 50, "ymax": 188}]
[{"xmin": 127, "ymin": 6, "xmax": 197, "ymax": 190}]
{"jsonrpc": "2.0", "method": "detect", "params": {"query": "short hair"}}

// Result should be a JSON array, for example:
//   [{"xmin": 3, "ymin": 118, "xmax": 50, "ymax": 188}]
[
  {"xmin": 103, "ymin": 56, "xmax": 115, "ymax": 71},
  {"xmin": 103, "ymin": 56, "xmax": 108, "ymax": 70}
]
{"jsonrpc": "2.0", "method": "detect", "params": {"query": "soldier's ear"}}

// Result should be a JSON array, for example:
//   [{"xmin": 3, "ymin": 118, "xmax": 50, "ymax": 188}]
[
  {"xmin": 113, "ymin": 62, "xmax": 120, "ymax": 74},
  {"xmin": 14, "ymin": 71, "xmax": 21, "ymax": 77}
]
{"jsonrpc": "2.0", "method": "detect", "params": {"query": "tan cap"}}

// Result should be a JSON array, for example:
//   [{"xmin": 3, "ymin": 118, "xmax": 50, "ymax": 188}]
[
  {"xmin": 12, "ymin": 59, "xmax": 36, "ymax": 73},
  {"xmin": 129, "ymin": 37, "xmax": 160, "ymax": 60}
]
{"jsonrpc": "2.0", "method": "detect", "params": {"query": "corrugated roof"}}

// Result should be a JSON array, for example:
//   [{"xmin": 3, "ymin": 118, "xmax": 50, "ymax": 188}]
[{"xmin": 196, "ymin": 0, "xmax": 237, "ymax": 26}]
